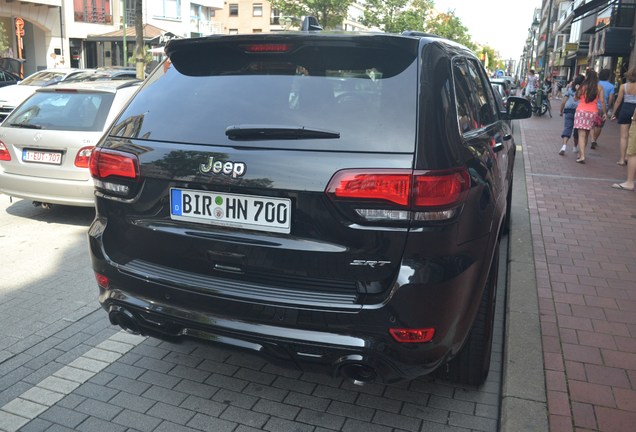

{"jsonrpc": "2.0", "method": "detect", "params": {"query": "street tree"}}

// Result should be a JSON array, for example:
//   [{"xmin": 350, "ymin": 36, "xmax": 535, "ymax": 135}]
[
  {"xmin": 362, "ymin": 0, "xmax": 434, "ymax": 33},
  {"xmin": 269, "ymin": 0, "xmax": 354, "ymax": 30},
  {"xmin": 425, "ymin": 9, "xmax": 475, "ymax": 50},
  {"xmin": 0, "ymin": 21, "xmax": 9, "ymax": 55}
]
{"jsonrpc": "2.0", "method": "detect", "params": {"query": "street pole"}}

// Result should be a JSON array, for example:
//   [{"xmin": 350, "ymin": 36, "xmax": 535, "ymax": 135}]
[
  {"xmin": 122, "ymin": 2, "xmax": 127, "ymax": 67},
  {"xmin": 539, "ymin": 0, "xmax": 553, "ymax": 109}
]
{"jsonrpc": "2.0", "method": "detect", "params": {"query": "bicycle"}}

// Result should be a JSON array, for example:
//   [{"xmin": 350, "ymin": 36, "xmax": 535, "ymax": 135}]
[{"xmin": 529, "ymin": 88, "xmax": 552, "ymax": 118}]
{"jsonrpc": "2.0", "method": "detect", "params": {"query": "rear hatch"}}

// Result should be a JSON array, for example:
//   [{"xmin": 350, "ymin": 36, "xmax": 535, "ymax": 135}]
[
  {"xmin": 95, "ymin": 34, "xmax": 423, "ymax": 308},
  {"xmin": 1, "ymin": 86, "xmax": 118, "ymax": 179}
]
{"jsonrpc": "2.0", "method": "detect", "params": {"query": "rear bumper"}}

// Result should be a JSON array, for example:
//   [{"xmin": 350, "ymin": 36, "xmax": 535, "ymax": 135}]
[
  {"xmin": 99, "ymin": 288, "xmax": 432, "ymax": 383},
  {"xmin": 90, "ymin": 221, "xmax": 495, "ymax": 384},
  {"xmin": 0, "ymin": 171, "xmax": 95, "ymax": 207}
]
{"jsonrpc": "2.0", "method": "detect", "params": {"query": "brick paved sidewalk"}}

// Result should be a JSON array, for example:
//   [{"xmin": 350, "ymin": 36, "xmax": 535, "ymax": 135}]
[{"xmin": 519, "ymin": 102, "xmax": 636, "ymax": 432}]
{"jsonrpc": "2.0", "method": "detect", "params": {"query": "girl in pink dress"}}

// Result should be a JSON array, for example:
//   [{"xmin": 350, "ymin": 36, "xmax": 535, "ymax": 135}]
[{"xmin": 574, "ymin": 70, "xmax": 607, "ymax": 163}]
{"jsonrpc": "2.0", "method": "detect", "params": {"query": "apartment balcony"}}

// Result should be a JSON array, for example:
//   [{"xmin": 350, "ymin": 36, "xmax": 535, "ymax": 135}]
[
  {"xmin": 74, "ymin": 9, "xmax": 113, "ymax": 25},
  {"xmin": 190, "ymin": 19, "xmax": 223, "ymax": 35},
  {"xmin": 589, "ymin": 26, "xmax": 631, "ymax": 56}
]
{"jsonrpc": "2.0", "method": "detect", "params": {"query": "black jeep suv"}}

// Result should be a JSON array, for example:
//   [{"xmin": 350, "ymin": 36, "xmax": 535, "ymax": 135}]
[{"xmin": 89, "ymin": 30, "xmax": 531, "ymax": 386}]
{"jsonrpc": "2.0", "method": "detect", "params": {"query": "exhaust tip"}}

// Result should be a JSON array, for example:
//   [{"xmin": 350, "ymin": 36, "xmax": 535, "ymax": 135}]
[
  {"xmin": 339, "ymin": 363, "xmax": 377, "ymax": 386},
  {"xmin": 33, "ymin": 201, "xmax": 53, "ymax": 210},
  {"xmin": 108, "ymin": 306, "xmax": 141, "ymax": 335}
]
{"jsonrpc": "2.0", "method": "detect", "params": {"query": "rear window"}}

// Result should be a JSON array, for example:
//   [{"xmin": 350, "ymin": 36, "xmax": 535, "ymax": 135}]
[
  {"xmin": 110, "ymin": 38, "xmax": 418, "ymax": 152},
  {"xmin": 20, "ymin": 71, "xmax": 69, "ymax": 87},
  {"xmin": 5, "ymin": 91, "xmax": 115, "ymax": 131}
]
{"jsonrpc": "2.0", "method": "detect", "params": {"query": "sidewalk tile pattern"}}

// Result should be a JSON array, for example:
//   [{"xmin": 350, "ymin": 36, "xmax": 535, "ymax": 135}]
[
  {"xmin": 0, "ymin": 195, "xmax": 510, "ymax": 431},
  {"xmin": 520, "ymin": 103, "xmax": 636, "ymax": 432}
]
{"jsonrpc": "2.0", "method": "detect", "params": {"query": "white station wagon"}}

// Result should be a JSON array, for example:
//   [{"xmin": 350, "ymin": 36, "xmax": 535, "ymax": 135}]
[{"xmin": 0, "ymin": 80, "xmax": 139, "ymax": 208}]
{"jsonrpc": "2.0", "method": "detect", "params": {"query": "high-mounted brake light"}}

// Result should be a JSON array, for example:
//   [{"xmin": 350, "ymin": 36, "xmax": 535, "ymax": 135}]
[
  {"xmin": 89, "ymin": 148, "xmax": 139, "ymax": 180},
  {"xmin": 0, "ymin": 141, "xmax": 11, "ymax": 161},
  {"xmin": 74, "ymin": 146, "xmax": 93, "ymax": 168},
  {"xmin": 389, "ymin": 328, "xmax": 435, "ymax": 343},
  {"xmin": 243, "ymin": 43, "xmax": 292, "ymax": 53}
]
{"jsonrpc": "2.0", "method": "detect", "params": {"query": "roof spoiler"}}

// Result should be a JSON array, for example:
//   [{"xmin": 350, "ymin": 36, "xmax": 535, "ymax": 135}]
[
  {"xmin": 301, "ymin": 16, "xmax": 322, "ymax": 32},
  {"xmin": 401, "ymin": 31, "xmax": 439, "ymax": 37}
]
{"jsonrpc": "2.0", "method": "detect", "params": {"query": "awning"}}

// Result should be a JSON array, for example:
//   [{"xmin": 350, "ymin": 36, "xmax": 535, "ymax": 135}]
[
  {"xmin": 573, "ymin": 0, "xmax": 618, "ymax": 21},
  {"xmin": 19, "ymin": 0, "xmax": 61, "ymax": 6},
  {"xmin": 86, "ymin": 24, "xmax": 168, "ymax": 43}
]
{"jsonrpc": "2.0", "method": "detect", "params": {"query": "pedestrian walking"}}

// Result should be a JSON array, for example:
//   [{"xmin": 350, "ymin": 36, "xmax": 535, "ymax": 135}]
[
  {"xmin": 610, "ymin": 66, "xmax": 636, "ymax": 166},
  {"xmin": 559, "ymin": 75, "xmax": 584, "ymax": 155},
  {"xmin": 524, "ymin": 69, "xmax": 538, "ymax": 99},
  {"xmin": 590, "ymin": 68, "xmax": 616, "ymax": 149},
  {"xmin": 574, "ymin": 69, "xmax": 607, "ymax": 164},
  {"xmin": 553, "ymin": 78, "xmax": 562, "ymax": 100},
  {"xmin": 611, "ymin": 116, "xmax": 636, "ymax": 191}
]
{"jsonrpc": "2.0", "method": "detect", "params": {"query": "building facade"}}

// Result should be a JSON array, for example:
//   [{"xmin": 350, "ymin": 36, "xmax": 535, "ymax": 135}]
[{"xmin": 530, "ymin": 0, "xmax": 636, "ymax": 84}]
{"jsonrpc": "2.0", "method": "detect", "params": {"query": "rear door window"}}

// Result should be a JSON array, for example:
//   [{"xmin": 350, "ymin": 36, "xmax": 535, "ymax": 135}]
[
  {"xmin": 111, "ymin": 39, "xmax": 419, "ymax": 152},
  {"xmin": 452, "ymin": 57, "xmax": 498, "ymax": 133}
]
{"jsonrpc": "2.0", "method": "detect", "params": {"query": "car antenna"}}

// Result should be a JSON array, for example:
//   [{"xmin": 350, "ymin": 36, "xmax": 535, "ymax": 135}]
[{"xmin": 301, "ymin": 16, "xmax": 322, "ymax": 32}]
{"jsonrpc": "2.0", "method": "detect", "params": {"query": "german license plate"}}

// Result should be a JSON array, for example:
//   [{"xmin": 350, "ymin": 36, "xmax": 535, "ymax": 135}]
[
  {"xmin": 170, "ymin": 188, "xmax": 291, "ymax": 234},
  {"xmin": 22, "ymin": 149, "xmax": 62, "ymax": 165}
]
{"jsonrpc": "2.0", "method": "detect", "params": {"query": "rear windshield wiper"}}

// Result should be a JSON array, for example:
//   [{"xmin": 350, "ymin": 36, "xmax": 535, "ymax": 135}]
[
  {"xmin": 9, "ymin": 123, "xmax": 42, "ymax": 129},
  {"xmin": 225, "ymin": 124, "xmax": 340, "ymax": 141}
]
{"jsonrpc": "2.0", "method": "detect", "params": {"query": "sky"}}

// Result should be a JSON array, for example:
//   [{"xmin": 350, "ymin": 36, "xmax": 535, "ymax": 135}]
[{"xmin": 432, "ymin": 0, "xmax": 543, "ymax": 60}]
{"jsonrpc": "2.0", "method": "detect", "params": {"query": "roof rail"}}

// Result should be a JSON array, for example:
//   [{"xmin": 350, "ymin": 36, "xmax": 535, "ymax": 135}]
[{"xmin": 301, "ymin": 16, "xmax": 322, "ymax": 32}]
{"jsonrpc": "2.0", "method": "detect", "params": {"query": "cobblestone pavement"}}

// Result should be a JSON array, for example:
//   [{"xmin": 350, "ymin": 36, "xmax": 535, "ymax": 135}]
[
  {"xmin": 0, "ymin": 197, "xmax": 509, "ymax": 432},
  {"xmin": 519, "ymin": 103, "xmax": 636, "ymax": 432}
]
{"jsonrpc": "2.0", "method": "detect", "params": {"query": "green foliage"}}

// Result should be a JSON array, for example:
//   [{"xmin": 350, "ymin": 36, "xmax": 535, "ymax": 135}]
[
  {"xmin": 425, "ymin": 10, "xmax": 475, "ymax": 50},
  {"xmin": 269, "ymin": 0, "xmax": 354, "ymax": 30},
  {"xmin": 0, "ymin": 21, "xmax": 9, "ymax": 54},
  {"xmin": 269, "ymin": 0, "xmax": 503, "ymax": 69},
  {"xmin": 362, "ymin": 0, "xmax": 433, "ymax": 33}
]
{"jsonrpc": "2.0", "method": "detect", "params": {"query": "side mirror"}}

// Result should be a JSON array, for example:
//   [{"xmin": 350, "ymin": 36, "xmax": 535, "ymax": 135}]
[{"xmin": 506, "ymin": 96, "xmax": 532, "ymax": 120}]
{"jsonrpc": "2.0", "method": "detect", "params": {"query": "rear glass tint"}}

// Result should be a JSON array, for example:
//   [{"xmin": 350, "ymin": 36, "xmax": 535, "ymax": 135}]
[
  {"xmin": 6, "ymin": 91, "xmax": 115, "ymax": 131},
  {"xmin": 110, "ymin": 37, "xmax": 418, "ymax": 152}
]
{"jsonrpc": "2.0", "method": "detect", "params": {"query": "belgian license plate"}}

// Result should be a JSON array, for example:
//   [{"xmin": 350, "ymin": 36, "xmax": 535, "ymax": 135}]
[
  {"xmin": 170, "ymin": 188, "xmax": 291, "ymax": 234},
  {"xmin": 22, "ymin": 149, "xmax": 62, "ymax": 165}
]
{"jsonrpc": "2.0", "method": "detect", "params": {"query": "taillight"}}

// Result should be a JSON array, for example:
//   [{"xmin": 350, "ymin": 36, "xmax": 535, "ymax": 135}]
[
  {"xmin": 413, "ymin": 169, "xmax": 470, "ymax": 207},
  {"xmin": 326, "ymin": 168, "xmax": 470, "ymax": 223},
  {"xmin": 94, "ymin": 272, "xmax": 110, "ymax": 289},
  {"xmin": 89, "ymin": 148, "xmax": 139, "ymax": 197},
  {"xmin": 389, "ymin": 328, "xmax": 435, "ymax": 343},
  {"xmin": 0, "ymin": 141, "xmax": 11, "ymax": 161},
  {"xmin": 329, "ymin": 171, "xmax": 411, "ymax": 206},
  {"xmin": 89, "ymin": 148, "xmax": 138, "ymax": 180},
  {"xmin": 74, "ymin": 146, "xmax": 93, "ymax": 168}
]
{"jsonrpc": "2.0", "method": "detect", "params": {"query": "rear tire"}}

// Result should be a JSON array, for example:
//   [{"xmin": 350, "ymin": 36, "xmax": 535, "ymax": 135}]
[{"xmin": 443, "ymin": 241, "xmax": 499, "ymax": 386}]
